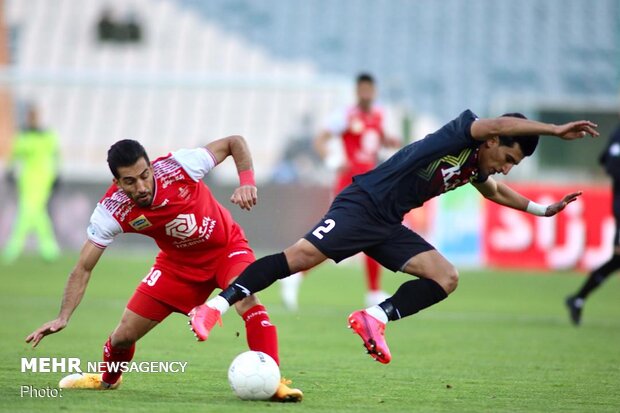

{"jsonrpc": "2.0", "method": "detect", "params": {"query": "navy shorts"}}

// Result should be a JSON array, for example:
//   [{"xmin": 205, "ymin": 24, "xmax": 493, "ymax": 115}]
[{"xmin": 303, "ymin": 184, "xmax": 435, "ymax": 272}]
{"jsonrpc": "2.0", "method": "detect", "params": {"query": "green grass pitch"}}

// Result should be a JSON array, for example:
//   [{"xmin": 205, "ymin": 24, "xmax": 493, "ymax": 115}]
[{"xmin": 1, "ymin": 254, "xmax": 619, "ymax": 412}]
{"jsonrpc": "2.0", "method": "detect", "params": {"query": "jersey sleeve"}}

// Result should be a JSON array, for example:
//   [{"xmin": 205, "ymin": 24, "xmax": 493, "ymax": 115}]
[
  {"xmin": 324, "ymin": 108, "xmax": 348, "ymax": 135},
  {"xmin": 172, "ymin": 147, "xmax": 217, "ymax": 181},
  {"xmin": 404, "ymin": 109, "xmax": 479, "ymax": 164},
  {"xmin": 87, "ymin": 204, "xmax": 123, "ymax": 248}
]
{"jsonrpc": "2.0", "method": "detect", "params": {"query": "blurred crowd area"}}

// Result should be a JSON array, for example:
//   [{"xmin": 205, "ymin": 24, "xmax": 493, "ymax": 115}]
[
  {"xmin": 0, "ymin": 0, "xmax": 618, "ymax": 266},
  {"xmin": 0, "ymin": 0, "xmax": 618, "ymax": 182}
]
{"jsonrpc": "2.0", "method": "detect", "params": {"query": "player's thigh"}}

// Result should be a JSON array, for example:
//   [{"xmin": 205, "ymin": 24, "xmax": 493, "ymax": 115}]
[
  {"xmin": 402, "ymin": 249, "xmax": 458, "ymax": 292},
  {"xmin": 364, "ymin": 225, "xmax": 435, "ymax": 273},
  {"xmin": 365, "ymin": 227, "xmax": 458, "ymax": 293},
  {"xmin": 303, "ymin": 204, "xmax": 390, "ymax": 267},
  {"xmin": 214, "ymin": 243, "xmax": 262, "ymax": 314}
]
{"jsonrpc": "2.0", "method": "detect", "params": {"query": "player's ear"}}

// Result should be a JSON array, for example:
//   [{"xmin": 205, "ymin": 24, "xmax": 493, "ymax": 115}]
[
  {"xmin": 486, "ymin": 136, "xmax": 499, "ymax": 147},
  {"xmin": 112, "ymin": 177, "xmax": 120, "ymax": 188}
]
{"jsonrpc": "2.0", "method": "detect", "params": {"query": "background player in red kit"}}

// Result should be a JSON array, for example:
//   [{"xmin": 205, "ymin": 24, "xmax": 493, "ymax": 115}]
[
  {"xmin": 25, "ymin": 137, "xmax": 303, "ymax": 402},
  {"xmin": 281, "ymin": 73, "xmax": 400, "ymax": 310}
]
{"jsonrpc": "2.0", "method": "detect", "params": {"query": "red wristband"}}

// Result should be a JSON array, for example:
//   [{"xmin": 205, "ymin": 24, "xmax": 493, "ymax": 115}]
[{"xmin": 239, "ymin": 170, "xmax": 256, "ymax": 186}]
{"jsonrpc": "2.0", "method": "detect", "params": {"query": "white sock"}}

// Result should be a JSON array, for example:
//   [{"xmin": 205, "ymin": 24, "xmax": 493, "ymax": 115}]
[
  {"xmin": 365, "ymin": 305, "xmax": 388, "ymax": 324},
  {"xmin": 207, "ymin": 295, "xmax": 230, "ymax": 314}
]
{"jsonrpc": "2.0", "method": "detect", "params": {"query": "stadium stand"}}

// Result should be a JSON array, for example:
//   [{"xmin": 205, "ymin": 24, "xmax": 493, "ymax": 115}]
[{"xmin": 3, "ymin": 0, "xmax": 619, "ymax": 180}]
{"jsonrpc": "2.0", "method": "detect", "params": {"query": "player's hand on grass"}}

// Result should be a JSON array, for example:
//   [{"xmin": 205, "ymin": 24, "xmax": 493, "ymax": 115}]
[
  {"xmin": 554, "ymin": 121, "xmax": 599, "ymax": 140},
  {"xmin": 544, "ymin": 191, "xmax": 582, "ymax": 217},
  {"xmin": 25, "ymin": 318, "xmax": 68, "ymax": 348},
  {"xmin": 230, "ymin": 185, "xmax": 257, "ymax": 211}
]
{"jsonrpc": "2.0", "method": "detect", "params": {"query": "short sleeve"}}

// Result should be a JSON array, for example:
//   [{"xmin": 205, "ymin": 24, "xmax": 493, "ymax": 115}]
[
  {"xmin": 87, "ymin": 204, "xmax": 123, "ymax": 248},
  {"xmin": 324, "ymin": 108, "xmax": 348, "ymax": 135},
  {"xmin": 172, "ymin": 147, "xmax": 217, "ymax": 181},
  {"xmin": 459, "ymin": 110, "xmax": 479, "ymax": 142}
]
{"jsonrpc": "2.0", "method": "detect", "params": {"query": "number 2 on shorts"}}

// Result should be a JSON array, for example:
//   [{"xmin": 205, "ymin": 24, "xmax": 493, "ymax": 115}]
[{"xmin": 312, "ymin": 219, "xmax": 335, "ymax": 240}]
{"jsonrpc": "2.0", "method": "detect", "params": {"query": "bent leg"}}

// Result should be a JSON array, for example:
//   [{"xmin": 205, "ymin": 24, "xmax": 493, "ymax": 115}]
[
  {"xmin": 32, "ymin": 205, "xmax": 60, "ymax": 261},
  {"xmin": 364, "ymin": 227, "xmax": 457, "ymax": 321},
  {"xmin": 103, "ymin": 294, "xmax": 168, "ymax": 385},
  {"xmin": 217, "ymin": 239, "xmax": 327, "ymax": 307},
  {"xmin": 401, "ymin": 249, "xmax": 459, "ymax": 294},
  {"xmin": 220, "ymin": 259, "xmax": 281, "ymax": 365}
]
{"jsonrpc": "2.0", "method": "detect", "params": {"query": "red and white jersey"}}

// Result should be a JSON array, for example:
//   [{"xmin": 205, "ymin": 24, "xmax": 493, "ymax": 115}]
[
  {"xmin": 87, "ymin": 148, "xmax": 245, "ymax": 270},
  {"xmin": 326, "ymin": 105, "xmax": 386, "ymax": 176}
]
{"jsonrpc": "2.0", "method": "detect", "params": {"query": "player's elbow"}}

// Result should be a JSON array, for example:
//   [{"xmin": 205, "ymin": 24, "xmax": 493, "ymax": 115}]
[{"xmin": 228, "ymin": 134, "xmax": 247, "ymax": 147}]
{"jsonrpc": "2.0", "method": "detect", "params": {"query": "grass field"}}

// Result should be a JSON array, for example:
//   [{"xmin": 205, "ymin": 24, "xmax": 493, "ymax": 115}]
[{"xmin": 1, "ymin": 254, "xmax": 619, "ymax": 413}]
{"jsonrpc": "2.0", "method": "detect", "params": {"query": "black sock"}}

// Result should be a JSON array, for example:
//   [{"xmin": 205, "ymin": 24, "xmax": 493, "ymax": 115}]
[
  {"xmin": 219, "ymin": 252, "xmax": 291, "ymax": 305},
  {"xmin": 576, "ymin": 254, "xmax": 620, "ymax": 299},
  {"xmin": 379, "ymin": 278, "xmax": 448, "ymax": 321}
]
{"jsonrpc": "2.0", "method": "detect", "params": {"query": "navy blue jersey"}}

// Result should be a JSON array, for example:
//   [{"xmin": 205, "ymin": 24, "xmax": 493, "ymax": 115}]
[
  {"xmin": 599, "ymin": 124, "xmax": 620, "ymax": 218},
  {"xmin": 600, "ymin": 124, "xmax": 620, "ymax": 184},
  {"xmin": 353, "ymin": 109, "xmax": 485, "ymax": 223}
]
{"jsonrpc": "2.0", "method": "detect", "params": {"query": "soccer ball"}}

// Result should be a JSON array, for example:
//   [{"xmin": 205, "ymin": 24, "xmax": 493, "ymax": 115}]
[{"xmin": 228, "ymin": 351, "xmax": 280, "ymax": 400}]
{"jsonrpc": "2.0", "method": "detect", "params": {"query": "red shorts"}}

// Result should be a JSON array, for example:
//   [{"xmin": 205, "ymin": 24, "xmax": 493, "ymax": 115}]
[
  {"xmin": 127, "ymin": 240, "xmax": 255, "ymax": 322},
  {"xmin": 334, "ymin": 165, "xmax": 374, "ymax": 197}
]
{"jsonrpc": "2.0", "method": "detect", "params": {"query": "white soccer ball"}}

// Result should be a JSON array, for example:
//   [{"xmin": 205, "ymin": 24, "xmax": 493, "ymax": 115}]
[{"xmin": 228, "ymin": 351, "xmax": 280, "ymax": 400}]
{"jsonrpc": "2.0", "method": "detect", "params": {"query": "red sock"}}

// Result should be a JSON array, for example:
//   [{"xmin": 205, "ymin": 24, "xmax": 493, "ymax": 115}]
[
  {"xmin": 243, "ymin": 305, "xmax": 279, "ymax": 366},
  {"xmin": 365, "ymin": 255, "xmax": 381, "ymax": 291},
  {"xmin": 101, "ymin": 337, "xmax": 135, "ymax": 385}
]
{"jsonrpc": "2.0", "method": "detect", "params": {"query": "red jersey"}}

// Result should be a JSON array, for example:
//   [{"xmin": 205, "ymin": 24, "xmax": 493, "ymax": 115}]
[
  {"xmin": 327, "ymin": 105, "xmax": 386, "ymax": 176},
  {"xmin": 87, "ymin": 148, "xmax": 249, "ymax": 278}
]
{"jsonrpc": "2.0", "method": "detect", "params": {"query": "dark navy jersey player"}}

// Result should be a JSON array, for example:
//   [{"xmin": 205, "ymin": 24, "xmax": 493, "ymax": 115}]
[
  {"xmin": 566, "ymin": 123, "xmax": 620, "ymax": 325},
  {"xmin": 189, "ymin": 110, "xmax": 599, "ymax": 364}
]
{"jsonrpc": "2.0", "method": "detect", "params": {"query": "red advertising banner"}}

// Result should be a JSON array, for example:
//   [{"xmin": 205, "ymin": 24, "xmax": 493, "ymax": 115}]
[{"xmin": 483, "ymin": 184, "xmax": 614, "ymax": 271}]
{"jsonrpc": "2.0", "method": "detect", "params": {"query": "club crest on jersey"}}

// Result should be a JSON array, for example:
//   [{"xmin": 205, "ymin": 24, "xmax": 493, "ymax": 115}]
[
  {"xmin": 129, "ymin": 215, "xmax": 152, "ymax": 231},
  {"xmin": 165, "ymin": 213, "xmax": 198, "ymax": 240}
]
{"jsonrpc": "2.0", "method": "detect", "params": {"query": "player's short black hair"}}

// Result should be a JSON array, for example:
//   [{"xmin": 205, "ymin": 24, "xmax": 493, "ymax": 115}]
[
  {"xmin": 498, "ymin": 113, "xmax": 539, "ymax": 157},
  {"xmin": 107, "ymin": 139, "xmax": 150, "ymax": 178},
  {"xmin": 356, "ymin": 73, "xmax": 375, "ymax": 85}
]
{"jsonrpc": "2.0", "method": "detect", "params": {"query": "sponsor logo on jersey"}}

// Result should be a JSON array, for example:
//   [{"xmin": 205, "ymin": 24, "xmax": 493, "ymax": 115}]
[
  {"xmin": 129, "ymin": 215, "xmax": 153, "ymax": 231},
  {"xmin": 165, "ymin": 213, "xmax": 198, "ymax": 239}
]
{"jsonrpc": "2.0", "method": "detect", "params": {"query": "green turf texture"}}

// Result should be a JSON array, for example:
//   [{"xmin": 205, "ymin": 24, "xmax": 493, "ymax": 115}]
[{"xmin": 1, "ymin": 254, "xmax": 619, "ymax": 412}]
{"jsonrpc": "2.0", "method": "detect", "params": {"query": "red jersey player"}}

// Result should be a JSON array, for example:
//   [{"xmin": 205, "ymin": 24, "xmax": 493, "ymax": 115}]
[
  {"xmin": 25, "ymin": 137, "xmax": 303, "ymax": 402},
  {"xmin": 281, "ymin": 73, "xmax": 400, "ymax": 310}
]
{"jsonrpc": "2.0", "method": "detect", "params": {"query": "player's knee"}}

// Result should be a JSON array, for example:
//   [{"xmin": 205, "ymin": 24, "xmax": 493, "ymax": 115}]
[
  {"xmin": 441, "ymin": 266, "xmax": 459, "ymax": 294},
  {"xmin": 284, "ymin": 240, "xmax": 325, "ymax": 272},
  {"xmin": 110, "ymin": 329, "xmax": 138, "ymax": 348}
]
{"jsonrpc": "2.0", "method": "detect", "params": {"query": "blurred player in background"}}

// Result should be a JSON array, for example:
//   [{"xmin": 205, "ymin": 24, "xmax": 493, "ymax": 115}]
[
  {"xmin": 25, "ymin": 137, "xmax": 302, "ymax": 402},
  {"xmin": 2, "ymin": 105, "xmax": 60, "ymax": 263},
  {"xmin": 280, "ymin": 73, "xmax": 400, "ymax": 310},
  {"xmin": 190, "ymin": 111, "xmax": 598, "ymax": 364},
  {"xmin": 566, "ymin": 121, "xmax": 620, "ymax": 325}
]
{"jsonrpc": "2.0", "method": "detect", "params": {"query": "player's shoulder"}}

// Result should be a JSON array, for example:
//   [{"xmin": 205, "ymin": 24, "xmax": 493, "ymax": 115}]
[
  {"xmin": 152, "ymin": 152, "xmax": 182, "ymax": 176},
  {"xmin": 98, "ymin": 184, "xmax": 135, "ymax": 222}
]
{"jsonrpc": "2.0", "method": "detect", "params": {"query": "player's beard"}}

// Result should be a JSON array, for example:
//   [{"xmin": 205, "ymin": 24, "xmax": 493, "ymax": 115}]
[{"xmin": 134, "ymin": 192, "xmax": 153, "ymax": 207}]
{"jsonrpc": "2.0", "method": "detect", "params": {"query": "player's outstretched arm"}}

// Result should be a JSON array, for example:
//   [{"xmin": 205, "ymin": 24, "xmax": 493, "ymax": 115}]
[
  {"xmin": 470, "ymin": 117, "xmax": 599, "ymax": 141},
  {"xmin": 205, "ymin": 135, "xmax": 257, "ymax": 211},
  {"xmin": 472, "ymin": 178, "xmax": 581, "ymax": 217},
  {"xmin": 25, "ymin": 241, "xmax": 104, "ymax": 348}
]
